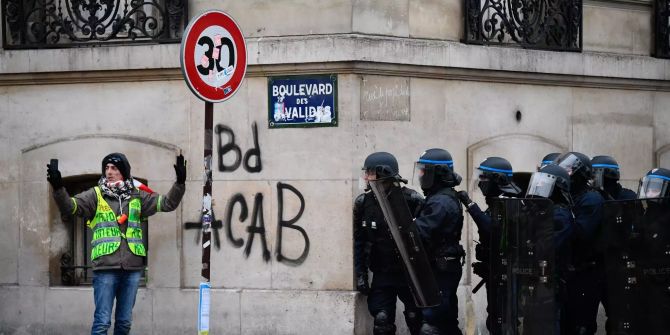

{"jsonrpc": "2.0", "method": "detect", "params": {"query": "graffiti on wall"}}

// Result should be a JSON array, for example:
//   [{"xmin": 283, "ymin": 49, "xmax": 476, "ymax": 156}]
[
  {"xmin": 185, "ymin": 122, "xmax": 309, "ymax": 265},
  {"xmin": 215, "ymin": 122, "xmax": 262, "ymax": 173}
]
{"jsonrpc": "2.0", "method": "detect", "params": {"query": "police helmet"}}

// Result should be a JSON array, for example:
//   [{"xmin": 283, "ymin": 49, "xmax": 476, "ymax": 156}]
[
  {"xmin": 556, "ymin": 152, "xmax": 593, "ymax": 186},
  {"xmin": 638, "ymin": 168, "xmax": 670, "ymax": 199},
  {"xmin": 538, "ymin": 152, "xmax": 560, "ymax": 170},
  {"xmin": 527, "ymin": 163, "xmax": 572, "ymax": 205},
  {"xmin": 591, "ymin": 155, "xmax": 620, "ymax": 190},
  {"xmin": 362, "ymin": 152, "xmax": 400, "ymax": 179},
  {"xmin": 471, "ymin": 157, "xmax": 521, "ymax": 197},
  {"xmin": 414, "ymin": 148, "xmax": 461, "ymax": 190}
]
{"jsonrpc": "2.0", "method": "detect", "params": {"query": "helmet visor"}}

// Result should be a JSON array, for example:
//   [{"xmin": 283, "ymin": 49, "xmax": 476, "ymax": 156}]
[
  {"xmin": 526, "ymin": 172, "xmax": 557, "ymax": 198},
  {"xmin": 556, "ymin": 153, "xmax": 584, "ymax": 176},
  {"xmin": 593, "ymin": 164, "xmax": 619, "ymax": 180},
  {"xmin": 469, "ymin": 169, "xmax": 484, "ymax": 194},
  {"xmin": 638, "ymin": 175, "xmax": 670, "ymax": 199},
  {"xmin": 592, "ymin": 168, "xmax": 605, "ymax": 190},
  {"xmin": 413, "ymin": 162, "xmax": 435, "ymax": 189},
  {"xmin": 359, "ymin": 168, "xmax": 376, "ymax": 191}
]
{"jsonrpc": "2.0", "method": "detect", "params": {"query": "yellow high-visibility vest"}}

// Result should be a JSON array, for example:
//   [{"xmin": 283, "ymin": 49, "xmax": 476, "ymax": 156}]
[{"xmin": 89, "ymin": 186, "xmax": 146, "ymax": 260}]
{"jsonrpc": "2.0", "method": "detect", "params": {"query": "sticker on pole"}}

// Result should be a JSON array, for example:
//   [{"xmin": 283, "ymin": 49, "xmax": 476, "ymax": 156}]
[
  {"xmin": 180, "ymin": 10, "xmax": 247, "ymax": 103},
  {"xmin": 198, "ymin": 282, "xmax": 211, "ymax": 335}
]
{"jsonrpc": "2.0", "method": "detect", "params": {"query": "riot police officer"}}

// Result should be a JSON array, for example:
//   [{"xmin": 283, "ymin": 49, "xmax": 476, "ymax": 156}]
[
  {"xmin": 556, "ymin": 152, "xmax": 605, "ymax": 335},
  {"xmin": 354, "ymin": 152, "xmax": 424, "ymax": 335},
  {"xmin": 523, "ymin": 163, "xmax": 575, "ymax": 334},
  {"xmin": 637, "ymin": 167, "xmax": 670, "ymax": 200},
  {"xmin": 591, "ymin": 155, "xmax": 636, "ymax": 200},
  {"xmin": 590, "ymin": 155, "xmax": 636, "ymax": 333},
  {"xmin": 456, "ymin": 157, "xmax": 521, "ymax": 335},
  {"xmin": 412, "ymin": 148, "xmax": 464, "ymax": 335},
  {"xmin": 527, "ymin": 163, "xmax": 574, "ymax": 247},
  {"xmin": 635, "ymin": 167, "xmax": 670, "ymax": 334}
]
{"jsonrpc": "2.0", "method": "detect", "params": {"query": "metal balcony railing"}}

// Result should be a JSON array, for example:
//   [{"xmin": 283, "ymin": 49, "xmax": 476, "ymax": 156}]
[
  {"xmin": 2, "ymin": 0, "xmax": 187, "ymax": 49},
  {"xmin": 463, "ymin": 0, "xmax": 582, "ymax": 52}
]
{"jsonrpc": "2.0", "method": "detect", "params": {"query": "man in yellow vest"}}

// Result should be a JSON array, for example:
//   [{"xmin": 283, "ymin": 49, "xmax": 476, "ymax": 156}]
[{"xmin": 47, "ymin": 152, "xmax": 186, "ymax": 335}]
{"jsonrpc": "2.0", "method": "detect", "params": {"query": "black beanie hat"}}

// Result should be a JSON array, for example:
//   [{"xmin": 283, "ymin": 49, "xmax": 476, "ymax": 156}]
[{"xmin": 101, "ymin": 153, "xmax": 131, "ymax": 181}]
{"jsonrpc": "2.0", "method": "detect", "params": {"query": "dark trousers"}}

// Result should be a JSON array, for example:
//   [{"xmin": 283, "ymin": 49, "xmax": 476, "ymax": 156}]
[
  {"xmin": 562, "ymin": 265, "xmax": 602, "ymax": 335},
  {"xmin": 422, "ymin": 266, "xmax": 463, "ymax": 335},
  {"xmin": 367, "ymin": 272, "xmax": 422, "ymax": 334}
]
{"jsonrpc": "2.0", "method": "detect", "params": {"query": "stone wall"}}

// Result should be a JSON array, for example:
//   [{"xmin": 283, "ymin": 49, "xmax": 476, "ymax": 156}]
[{"xmin": 1, "ymin": 1, "xmax": 668, "ymax": 334}]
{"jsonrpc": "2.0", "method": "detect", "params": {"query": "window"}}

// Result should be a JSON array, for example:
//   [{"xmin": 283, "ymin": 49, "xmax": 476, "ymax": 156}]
[
  {"xmin": 51, "ymin": 175, "xmax": 148, "ymax": 286},
  {"xmin": 463, "ymin": 0, "xmax": 583, "ymax": 52},
  {"xmin": 2, "ymin": 0, "xmax": 187, "ymax": 49}
]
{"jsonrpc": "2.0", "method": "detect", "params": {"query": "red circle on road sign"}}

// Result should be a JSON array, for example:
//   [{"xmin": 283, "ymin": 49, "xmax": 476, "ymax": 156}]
[{"xmin": 180, "ymin": 10, "xmax": 247, "ymax": 103}]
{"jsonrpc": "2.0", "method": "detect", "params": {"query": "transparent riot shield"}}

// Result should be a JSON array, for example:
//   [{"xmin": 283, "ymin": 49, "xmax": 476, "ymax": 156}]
[
  {"xmin": 603, "ymin": 198, "xmax": 670, "ymax": 335},
  {"xmin": 368, "ymin": 178, "xmax": 441, "ymax": 308},
  {"xmin": 488, "ymin": 198, "xmax": 557, "ymax": 335}
]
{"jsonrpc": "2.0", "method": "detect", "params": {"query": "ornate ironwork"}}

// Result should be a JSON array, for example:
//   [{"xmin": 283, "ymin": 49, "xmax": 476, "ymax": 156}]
[
  {"xmin": 464, "ymin": 0, "xmax": 582, "ymax": 51},
  {"xmin": 656, "ymin": 0, "xmax": 670, "ymax": 58},
  {"xmin": 2, "ymin": 0, "xmax": 187, "ymax": 49}
]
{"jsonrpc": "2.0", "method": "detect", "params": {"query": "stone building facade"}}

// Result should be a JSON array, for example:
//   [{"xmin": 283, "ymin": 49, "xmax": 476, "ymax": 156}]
[{"xmin": 0, "ymin": 1, "xmax": 668, "ymax": 334}]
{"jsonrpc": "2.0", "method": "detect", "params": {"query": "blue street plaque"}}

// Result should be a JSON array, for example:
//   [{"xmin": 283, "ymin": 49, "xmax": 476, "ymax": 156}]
[{"xmin": 268, "ymin": 74, "xmax": 337, "ymax": 128}]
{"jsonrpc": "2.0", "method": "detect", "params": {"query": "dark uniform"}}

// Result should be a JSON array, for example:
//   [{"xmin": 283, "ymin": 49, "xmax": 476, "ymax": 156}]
[
  {"xmin": 602, "ymin": 168, "xmax": 670, "ymax": 335},
  {"xmin": 458, "ymin": 156, "xmax": 523, "ymax": 335},
  {"xmin": 563, "ymin": 188, "xmax": 605, "ymax": 335},
  {"xmin": 413, "ymin": 148, "xmax": 465, "ymax": 335},
  {"xmin": 591, "ymin": 155, "xmax": 636, "ymax": 334},
  {"xmin": 556, "ymin": 152, "xmax": 605, "ymax": 335},
  {"xmin": 354, "ymin": 151, "xmax": 425, "ymax": 335},
  {"xmin": 354, "ymin": 187, "xmax": 425, "ymax": 335},
  {"xmin": 415, "ymin": 188, "xmax": 464, "ymax": 335},
  {"xmin": 464, "ymin": 204, "xmax": 498, "ymax": 333},
  {"xmin": 608, "ymin": 184, "xmax": 636, "ymax": 201}
]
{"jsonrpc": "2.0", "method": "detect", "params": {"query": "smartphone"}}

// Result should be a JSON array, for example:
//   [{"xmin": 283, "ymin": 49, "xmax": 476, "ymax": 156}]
[{"xmin": 50, "ymin": 158, "xmax": 58, "ymax": 170}]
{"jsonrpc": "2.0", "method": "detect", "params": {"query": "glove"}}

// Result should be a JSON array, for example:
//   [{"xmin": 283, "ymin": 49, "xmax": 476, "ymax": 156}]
[
  {"xmin": 472, "ymin": 261, "xmax": 489, "ymax": 279},
  {"xmin": 174, "ymin": 154, "xmax": 187, "ymax": 184},
  {"xmin": 474, "ymin": 242, "xmax": 490, "ymax": 263},
  {"xmin": 456, "ymin": 190, "xmax": 473, "ymax": 206},
  {"xmin": 356, "ymin": 274, "xmax": 370, "ymax": 295},
  {"xmin": 47, "ymin": 162, "xmax": 62, "ymax": 189}
]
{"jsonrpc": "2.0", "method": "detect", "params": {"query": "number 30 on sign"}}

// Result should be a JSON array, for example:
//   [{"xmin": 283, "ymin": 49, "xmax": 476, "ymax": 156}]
[{"xmin": 180, "ymin": 10, "xmax": 247, "ymax": 103}]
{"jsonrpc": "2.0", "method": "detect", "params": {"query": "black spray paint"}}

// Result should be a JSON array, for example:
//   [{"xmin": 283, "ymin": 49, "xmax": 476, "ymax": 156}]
[
  {"xmin": 184, "ymin": 211, "xmax": 224, "ymax": 250},
  {"xmin": 186, "ymin": 122, "xmax": 309, "ymax": 264},
  {"xmin": 215, "ymin": 122, "xmax": 262, "ymax": 173},
  {"xmin": 276, "ymin": 182, "xmax": 309, "ymax": 265}
]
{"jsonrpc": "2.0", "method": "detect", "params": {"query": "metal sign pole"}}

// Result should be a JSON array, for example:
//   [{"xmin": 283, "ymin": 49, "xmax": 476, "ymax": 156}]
[
  {"xmin": 198, "ymin": 101, "xmax": 214, "ymax": 335},
  {"xmin": 201, "ymin": 101, "xmax": 213, "ymax": 282}
]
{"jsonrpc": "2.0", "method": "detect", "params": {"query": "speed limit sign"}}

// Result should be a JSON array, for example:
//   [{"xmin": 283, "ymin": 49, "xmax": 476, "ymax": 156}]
[{"xmin": 180, "ymin": 10, "xmax": 247, "ymax": 103}]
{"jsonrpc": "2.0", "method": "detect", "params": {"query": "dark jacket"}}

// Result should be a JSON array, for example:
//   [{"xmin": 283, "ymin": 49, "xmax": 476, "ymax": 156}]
[
  {"xmin": 465, "ymin": 202, "xmax": 493, "ymax": 235},
  {"xmin": 600, "ymin": 183, "xmax": 637, "ymax": 201},
  {"xmin": 554, "ymin": 205, "xmax": 574, "ymax": 248},
  {"xmin": 613, "ymin": 185, "xmax": 637, "ymax": 201},
  {"xmin": 571, "ymin": 189, "xmax": 604, "ymax": 267},
  {"xmin": 53, "ymin": 183, "xmax": 185, "ymax": 271},
  {"xmin": 415, "ymin": 187, "xmax": 464, "ymax": 259},
  {"xmin": 353, "ymin": 186, "xmax": 424, "ymax": 275}
]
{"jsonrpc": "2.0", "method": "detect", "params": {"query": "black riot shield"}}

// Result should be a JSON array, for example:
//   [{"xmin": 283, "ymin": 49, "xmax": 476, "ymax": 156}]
[
  {"xmin": 368, "ymin": 178, "xmax": 441, "ymax": 308},
  {"xmin": 488, "ymin": 198, "xmax": 557, "ymax": 335},
  {"xmin": 602, "ymin": 199, "xmax": 670, "ymax": 335}
]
